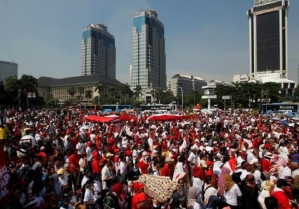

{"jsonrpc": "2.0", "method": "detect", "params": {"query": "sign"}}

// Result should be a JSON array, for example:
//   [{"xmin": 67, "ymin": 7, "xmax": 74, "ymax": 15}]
[
  {"xmin": 222, "ymin": 96, "xmax": 231, "ymax": 100},
  {"xmin": 0, "ymin": 143, "xmax": 10, "ymax": 205},
  {"xmin": 279, "ymin": 105, "xmax": 294, "ymax": 110}
]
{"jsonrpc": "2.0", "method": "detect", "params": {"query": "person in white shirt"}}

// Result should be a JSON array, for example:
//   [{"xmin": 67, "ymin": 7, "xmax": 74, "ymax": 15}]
[
  {"xmin": 188, "ymin": 146, "xmax": 198, "ymax": 175},
  {"xmin": 221, "ymin": 173, "xmax": 242, "ymax": 208},
  {"xmin": 83, "ymin": 182, "xmax": 97, "ymax": 207},
  {"xmin": 101, "ymin": 160, "xmax": 113, "ymax": 196},
  {"xmin": 203, "ymin": 176, "xmax": 218, "ymax": 204}
]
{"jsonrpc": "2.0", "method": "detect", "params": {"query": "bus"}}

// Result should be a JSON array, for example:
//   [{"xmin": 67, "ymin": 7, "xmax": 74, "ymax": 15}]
[
  {"xmin": 140, "ymin": 104, "xmax": 175, "ymax": 113},
  {"xmin": 101, "ymin": 104, "xmax": 132, "ymax": 113},
  {"xmin": 259, "ymin": 103, "xmax": 299, "ymax": 114}
]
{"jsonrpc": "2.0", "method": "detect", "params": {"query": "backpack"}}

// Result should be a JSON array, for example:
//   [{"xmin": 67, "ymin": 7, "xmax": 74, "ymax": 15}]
[
  {"xmin": 202, "ymin": 185, "xmax": 213, "ymax": 201},
  {"xmin": 103, "ymin": 192, "xmax": 121, "ymax": 209}
]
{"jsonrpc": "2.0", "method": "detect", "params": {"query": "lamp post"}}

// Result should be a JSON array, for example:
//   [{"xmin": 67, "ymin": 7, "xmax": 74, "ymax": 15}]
[
  {"xmin": 179, "ymin": 87, "xmax": 183, "ymax": 112},
  {"xmin": 261, "ymin": 89, "xmax": 269, "ymax": 113}
]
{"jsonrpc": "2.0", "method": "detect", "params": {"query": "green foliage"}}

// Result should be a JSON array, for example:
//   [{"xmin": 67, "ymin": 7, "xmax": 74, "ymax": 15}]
[
  {"xmin": 67, "ymin": 86, "xmax": 76, "ymax": 98},
  {"xmin": 213, "ymin": 81, "xmax": 282, "ymax": 109},
  {"xmin": 3, "ymin": 74, "xmax": 42, "ymax": 108}
]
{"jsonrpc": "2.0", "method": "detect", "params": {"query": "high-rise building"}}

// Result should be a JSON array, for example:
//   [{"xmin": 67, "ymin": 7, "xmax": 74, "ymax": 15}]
[
  {"xmin": 81, "ymin": 24, "xmax": 116, "ymax": 79},
  {"xmin": 0, "ymin": 60, "xmax": 18, "ymax": 82},
  {"xmin": 168, "ymin": 74, "xmax": 207, "ymax": 97},
  {"xmin": 130, "ymin": 10, "xmax": 166, "ymax": 92},
  {"xmin": 247, "ymin": 0, "xmax": 289, "ymax": 80}
]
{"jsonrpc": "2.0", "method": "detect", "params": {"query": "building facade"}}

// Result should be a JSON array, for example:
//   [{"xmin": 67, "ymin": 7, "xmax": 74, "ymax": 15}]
[
  {"xmin": 81, "ymin": 24, "xmax": 116, "ymax": 79},
  {"xmin": 168, "ymin": 74, "xmax": 207, "ymax": 97},
  {"xmin": 130, "ymin": 10, "xmax": 166, "ymax": 92},
  {"xmin": 0, "ymin": 60, "xmax": 18, "ymax": 82},
  {"xmin": 247, "ymin": 0, "xmax": 289, "ymax": 80},
  {"xmin": 38, "ymin": 75, "xmax": 123, "ymax": 105}
]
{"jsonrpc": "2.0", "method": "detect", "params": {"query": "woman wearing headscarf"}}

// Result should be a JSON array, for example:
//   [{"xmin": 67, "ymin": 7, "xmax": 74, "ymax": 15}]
[
  {"xmin": 220, "ymin": 174, "xmax": 242, "ymax": 209},
  {"xmin": 111, "ymin": 183, "xmax": 127, "ymax": 209},
  {"xmin": 218, "ymin": 167, "xmax": 231, "ymax": 195},
  {"xmin": 187, "ymin": 187, "xmax": 201, "ymax": 209}
]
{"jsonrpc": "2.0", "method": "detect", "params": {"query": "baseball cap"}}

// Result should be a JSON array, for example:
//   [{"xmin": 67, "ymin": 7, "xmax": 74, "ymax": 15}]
[{"xmin": 133, "ymin": 182, "xmax": 145, "ymax": 191}]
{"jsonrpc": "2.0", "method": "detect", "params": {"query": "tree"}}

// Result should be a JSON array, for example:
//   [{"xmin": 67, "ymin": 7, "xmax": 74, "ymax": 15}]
[
  {"xmin": 94, "ymin": 83, "xmax": 103, "ymax": 105},
  {"xmin": 133, "ymin": 85, "xmax": 142, "ymax": 101},
  {"xmin": 85, "ymin": 90, "xmax": 92, "ymax": 107},
  {"xmin": 68, "ymin": 87, "xmax": 76, "ymax": 98},
  {"xmin": 5, "ymin": 75, "xmax": 20, "ymax": 105},
  {"xmin": 121, "ymin": 83, "xmax": 132, "ymax": 104},
  {"xmin": 77, "ymin": 86, "xmax": 84, "ymax": 105}
]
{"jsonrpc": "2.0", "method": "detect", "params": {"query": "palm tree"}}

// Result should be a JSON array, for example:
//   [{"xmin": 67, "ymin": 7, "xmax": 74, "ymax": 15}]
[
  {"xmin": 133, "ymin": 85, "xmax": 142, "ymax": 101},
  {"xmin": 94, "ymin": 83, "xmax": 103, "ymax": 105},
  {"xmin": 121, "ymin": 83, "xmax": 132, "ymax": 104},
  {"xmin": 67, "ymin": 86, "xmax": 76, "ymax": 98},
  {"xmin": 85, "ymin": 90, "xmax": 92, "ymax": 107},
  {"xmin": 77, "ymin": 86, "xmax": 84, "ymax": 104}
]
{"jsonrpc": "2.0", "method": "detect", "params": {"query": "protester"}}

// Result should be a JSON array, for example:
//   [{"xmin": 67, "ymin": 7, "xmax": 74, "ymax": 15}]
[{"xmin": 2, "ymin": 107, "xmax": 299, "ymax": 209}]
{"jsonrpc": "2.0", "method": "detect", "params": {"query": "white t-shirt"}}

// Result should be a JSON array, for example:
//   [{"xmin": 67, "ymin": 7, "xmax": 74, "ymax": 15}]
[
  {"xmin": 118, "ymin": 161, "xmax": 127, "ymax": 175},
  {"xmin": 204, "ymin": 184, "xmax": 218, "ymax": 202},
  {"xmin": 224, "ymin": 184, "xmax": 242, "ymax": 206},
  {"xmin": 83, "ymin": 188, "xmax": 95, "ymax": 203}
]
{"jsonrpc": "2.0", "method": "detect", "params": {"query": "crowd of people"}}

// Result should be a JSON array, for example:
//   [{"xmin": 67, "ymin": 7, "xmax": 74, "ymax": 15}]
[{"xmin": 1, "ymin": 107, "xmax": 299, "ymax": 209}]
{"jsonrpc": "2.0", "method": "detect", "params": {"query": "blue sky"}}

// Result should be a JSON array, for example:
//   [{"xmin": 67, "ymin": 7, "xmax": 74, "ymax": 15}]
[{"xmin": 0, "ymin": 0, "xmax": 298, "ymax": 83}]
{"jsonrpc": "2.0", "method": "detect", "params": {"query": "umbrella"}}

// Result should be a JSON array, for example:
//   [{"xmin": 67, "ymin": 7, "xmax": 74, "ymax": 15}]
[{"xmin": 138, "ymin": 174, "xmax": 178, "ymax": 203}]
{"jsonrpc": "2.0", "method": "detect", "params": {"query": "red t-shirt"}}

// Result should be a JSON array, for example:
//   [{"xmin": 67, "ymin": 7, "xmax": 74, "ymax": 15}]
[
  {"xmin": 91, "ymin": 159, "xmax": 101, "ymax": 174},
  {"xmin": 272, "ymin": 190, "xmax": 291, "ymax": 209},
  {"xmin": 138, "ymin": 159, "xmax": 149, "ymax": 174},
  {"xmin": 160, "ymin": 164, "xmax": 172, "ymax": 178},
  {"xmin": 69, "ymin": 154, "xmax": 80, "ymax": 174},
  {"xmin": 261, "ymin": 158, "xmax": 272, "ymax": 172}
]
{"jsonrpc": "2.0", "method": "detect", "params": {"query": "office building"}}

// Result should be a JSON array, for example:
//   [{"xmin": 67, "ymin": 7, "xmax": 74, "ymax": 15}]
[
  {"xmin": 168, "ymin": 74, "xmax": 207, "ymax": 97},
  {"xmin": 130, "ymin": 10, "xmax": 166, "ymax": 93},
  {"xmin": 247, "ymin": 0, "xmax": 289, "ymax": 80},
  {"xmin": 81, "ymin": 24, "xmax": 116, "ymax": 79},
  {"xmin": 38, "ymin": 75, "xmax": 123, "ymax": 105},
  {"xmin": 0, "ymin": 60, "xmax": 18, "ymax": 82}
]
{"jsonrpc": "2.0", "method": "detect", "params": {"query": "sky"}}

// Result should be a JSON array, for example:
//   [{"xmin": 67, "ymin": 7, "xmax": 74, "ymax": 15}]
[{"xmin": 0, "ymin": 0, "xmax": 298, "ymax": 83}]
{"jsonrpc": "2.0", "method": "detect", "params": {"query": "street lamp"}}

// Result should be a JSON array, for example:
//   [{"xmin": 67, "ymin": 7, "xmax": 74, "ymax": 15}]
[{"xmin": 179, "ymin": 87, "xmax": 183, "ymax": 113}]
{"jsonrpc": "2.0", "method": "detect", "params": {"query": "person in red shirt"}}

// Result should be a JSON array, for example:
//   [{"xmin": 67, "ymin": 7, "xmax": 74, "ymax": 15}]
[
  {"xmin": 131, "ymin": 182, "xmax": 145, "ymax": 209},
  {"xmin": 261, "ymin": 152, "xmax": 273, "ymax": 172},
  {"xmin": 68, "ymin": 149, "xmax": 80, "ymax": 190},
  {"xmin": 138, "ymin": 151, "xmax": 151, "ymax": 174},
  {"xmin": 160, "ymin": 157, "xmax": 174, "ymax": 178},
  {"xmin": 37, "ymin": 146, "xmax": 47, "ymax": 164},
  {"xmin": 271, "ymin": 179, "xmax": 291, "ymax": 209}
]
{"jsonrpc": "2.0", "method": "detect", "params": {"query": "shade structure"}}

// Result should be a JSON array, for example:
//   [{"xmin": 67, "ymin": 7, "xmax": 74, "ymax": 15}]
[
  {"xmin": 147, "ymin": 114, "xmax": 198, "ymax": 121},
  {"xmin": 85, "ymin": 115, "xmax": 114, "ymax": 123},
  {"xmin": 138, "ymin": 174, "xmax": 178, "ymax": 203},
  {"xmin": 118, "ymin": 115, "xmax": 138, "ymax": 121}
]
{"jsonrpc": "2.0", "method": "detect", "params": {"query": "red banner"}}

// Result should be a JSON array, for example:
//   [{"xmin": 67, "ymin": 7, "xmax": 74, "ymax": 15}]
[{"xmin": 0, "ymin": 142, "xmax": 10, "ymax": 205}]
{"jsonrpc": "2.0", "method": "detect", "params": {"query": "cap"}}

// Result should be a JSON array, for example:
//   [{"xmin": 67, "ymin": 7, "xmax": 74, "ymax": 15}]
[
  {"xmin": 142, "ymin": 151, "xmax": 148, "ymax": 156},
  {"xmin": 200, "ymin": 160, "xmax": 207, "ymax": 168},
  {"xmin": 165, "ymin": 157, "xmax": 174, "ymax": 162},
  {"xmin": 106, "ymin": 153, "xmax": 114, "ymax": 157},
  {"xmin": 57, "ymin": 168, "xmax": 65, "ymax": 175},
  {"xmin": 133, "ymin": 182, "xmax": 145, "ymax": 191}
]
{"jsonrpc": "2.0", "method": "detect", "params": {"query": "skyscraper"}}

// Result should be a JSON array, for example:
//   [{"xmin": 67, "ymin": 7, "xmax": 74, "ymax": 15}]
[
  {"xmin": 0, "ymin": 60, "xmax": 18, "ymax": 82},
  {"xmin": 247, "ymin": 0, "xmax": 289, "ymax": 80},
  {"xmin": 130, "ymin": 10, "xmax": 166, "ymax": 91},
  {"xmin": 81, "ymin": 24, "xmax": 116, "ymax": 79}
]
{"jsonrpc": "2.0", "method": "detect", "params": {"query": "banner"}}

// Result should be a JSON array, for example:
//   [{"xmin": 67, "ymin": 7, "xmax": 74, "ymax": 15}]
[{"xmin": 0, "ymin": 142, "xmax": 10, "ymax": 205}]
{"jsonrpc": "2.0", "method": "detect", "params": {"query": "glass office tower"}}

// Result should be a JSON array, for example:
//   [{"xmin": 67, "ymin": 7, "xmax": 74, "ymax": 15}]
[
  {"xmin": 130, "ymin": 10, "xmax": 166, "ymax": 90},
  {"xmin": 247, "ymin": 0, "xmax": 289, "ymax": 79},
  {"xmin": 81, "ymin": 24, "xmax": 116, "ymax": 79}
]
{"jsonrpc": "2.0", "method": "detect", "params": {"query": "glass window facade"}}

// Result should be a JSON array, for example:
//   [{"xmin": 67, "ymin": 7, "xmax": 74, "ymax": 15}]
[{"xmin": 256, "ymin": 11, "xmax": 280, "ymax": 72}]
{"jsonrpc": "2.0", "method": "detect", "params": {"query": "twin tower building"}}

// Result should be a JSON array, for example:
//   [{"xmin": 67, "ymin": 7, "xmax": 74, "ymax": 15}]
[
  {"xmin": 81, "ymin": 10, "xmax": 166, "ymax": 91},
  {"xmin": 81, "ymin": 0, "xmax": 291, "ymax": 91}
]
